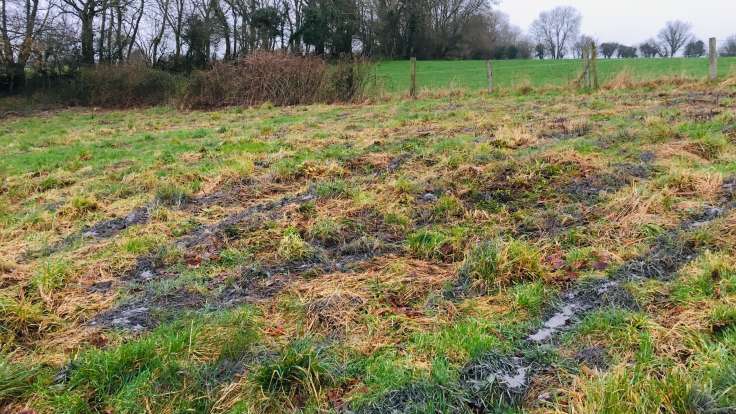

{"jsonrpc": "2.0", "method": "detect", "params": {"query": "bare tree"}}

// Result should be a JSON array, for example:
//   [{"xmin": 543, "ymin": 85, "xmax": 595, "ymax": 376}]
[
  {"xmin": 60, "ymin": 0, "xmax": 104, "ymax": 64},
  {"xmin": 572, "ymin": 34, "xmax": 594, "ymax": 59},
  {"xmin": 657, "ymin": 20, "xmax": 692, "ymax": 57},
  {"xmin": 1, "ymin": 0, "xmax": 54, "ymax": 87},
  {"xmin": 530, "ymin": 6, "xmax": 581, "ymax": 59},
  {"xmin": 165, "ymin": 0, "xmax": 186, "ymax": 58},
  {"xmin": 721, "ymin": 34, "xmax": 736, "ymax": 57}
]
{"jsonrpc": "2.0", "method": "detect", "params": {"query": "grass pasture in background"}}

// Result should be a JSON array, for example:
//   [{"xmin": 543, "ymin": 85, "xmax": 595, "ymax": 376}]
[{"xmin": 375, "ymin": 57, "xmax": 736, "ymax": 92}]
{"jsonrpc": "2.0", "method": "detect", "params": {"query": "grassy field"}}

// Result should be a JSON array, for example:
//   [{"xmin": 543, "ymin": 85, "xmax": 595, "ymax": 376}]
[
  {"xmin": 2, "ymin": 77, "xmax": 736, "ymax": 413},
  {"xmin": 375, "ymin": 57, "xmax": 736, "ymax": 92}
]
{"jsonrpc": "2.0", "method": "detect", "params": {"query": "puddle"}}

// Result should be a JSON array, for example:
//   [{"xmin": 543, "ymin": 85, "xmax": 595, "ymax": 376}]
[
  {"xmin": 423, "ymin": 188, "xmax": 736, "ymax": 412},
  {"xmin": 82, "ymin": 206, "xmax": 150, "ymax": 238},
  {"xmin": 528, "ymin": 303, "xmax": 581, "ymax": 342},
  {"xmin": 460, "ymin": 352, "xmax": 532, "ymax": 410},
  {"xmin": 178, "ymin": 192, "xmax": 314, "ymax": 249},
  {"xmin": 219, "ymin": 248, "xmax": 396, "ymax": 307},
  {"xmin": 498, "ymin": 359, "xmax": 529, "ymax": 389},
  {"xmin": 564, "ymin": 163, "xmax": 650, "ymax": 203}
]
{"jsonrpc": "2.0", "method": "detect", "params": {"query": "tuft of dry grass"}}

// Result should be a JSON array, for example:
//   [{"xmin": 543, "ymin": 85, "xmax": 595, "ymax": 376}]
[
  {"xmin": 492, "ymin": 126, "xmax": 539, "ymax": 149},
  {"xmin": 604, "ymin": 68, "xmax": 636, "ymax": 90}
]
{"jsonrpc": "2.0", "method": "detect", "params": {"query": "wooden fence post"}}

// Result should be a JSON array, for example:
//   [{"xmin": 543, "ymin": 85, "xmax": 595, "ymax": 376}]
[
  {"xmin": 591, "ymin": 42, "xmax": 599, "ymax": 90},
  {"xmin": 582, "ymin": 46, "xmax": 591, "ymax": 89},
  {"xmin": 486, "ymin": 60, "xmax": 494, "ymax": 93},
  {"xmin": 410, "ymin": 57, "xmax": 417, "ymax": 99},
  {"xmin": 709, "ymin": 37, "xmax": 718, "ymax": 81}
]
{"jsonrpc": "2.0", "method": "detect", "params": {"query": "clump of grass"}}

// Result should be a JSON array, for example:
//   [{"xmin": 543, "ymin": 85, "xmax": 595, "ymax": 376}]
[
  {"xmin": 278, "ymin": 228, "xmax": 315, "ymax": 262},
  {"xmin": 298, "ymin": 200, "xmax": 317, "ymax": 217},
  {"xmin": 572, "ymin": 359, "xmax": 736, "ymax": 414},
  {"xmin": 218, "ymin": 158, "xmax": 256, "ymax": 184},
  {"xmin": 63, "ymin": 195, "xmax": 99, "ymax": 216},
  {"xmin": 406, "ymin": 228, "xmax": 466, "ymax": 262},
  {"xmin": 491, "ymin": 126, "xmax": 538, "ymax": 149},
  {"xmin": 38, "ymin": 172, "xmax": 74, "ymax": 192},
  {"xmin": 392, "ymin": 176, "xmax": 420, "ymax": 195},
  {"xmin": 31, "ymin": 259, "xmax": 72, "ymax": 296},
  {"xmin": 271, "ymin": 158, "xmax": 304, "ymax": 182},
  {"xmin": 512, "ymin": 281, "xmax": 552, "ymax": 315},
  {"xmin": 573, "ymin": 308, "xmax": 648, "ymax": 352},
  {"xmin": 314, "ymin": 179, "xmax": 351, "ymax": 199},
  {"xmin": 122, "ymin": 235, "xmax": 165, "ymax": 255},
  {"xmin": 671, "ymin": 252, "xmax": 736, "ymax": 303},
  {"xmin": 410, "ymin": 318, "xmax": 505, "ymax": 362},
  {"xmin": 407, "ymin": 229, "xmax": 447, "ymax": 260},
  {"xmin": 219, "ymin": 247, "xmax": 252, "ymax": 266},
  {"xmin": 709, "ymin": 304, "xmax": 736, "ymax": 335},
  {"xmin": 431, "ymin": 195, "xmax": 464, "ymax": 221},
  {"xmin": 512, "ymin": 79, "xmax": 534, "ymax": 95},
  {"xmin": 255, "ymin": 338, "xmax": 333, "ymax": 400},
  {"xmin": 605, "ymin": 68, "xmax": 635, "ymax": 90},
  {"xmin": 565, "ymin": 246, "xmax": 597, "ymax": 271},
  {"xmin": 189, "ymin": 128, "xmax": 209, "ymax": 139},
  {"xmin": 459, "ymin": 238, "xmax": 545, "ymax": 290},
  {"xmin": 155, "ymin": 183, "xmax": 191, "ymax": 207},
  {"xmin": 0, "ymin": 291, "xmax": 49, "ymax": 340},
  {"xmin": 53, "ymin": 310, "xmax": 259, "ymax": 413},
  {"xmin": 644, "ymin": 116, "xmax": 678, "ymax": 143},
  {"xmin": 383, "ymin": 209, "xmax": 412, "ymax": 231},
  {"xmin": 0, "ymin": 355, "xmax": 37, "ymax": 406},
  {"xmin": 308, "ymin": 218, "xmax": 344, "ymax": 245},
  {"xmin": 686, "ymin": 133, "xmax": 728, "ymax": 160}
]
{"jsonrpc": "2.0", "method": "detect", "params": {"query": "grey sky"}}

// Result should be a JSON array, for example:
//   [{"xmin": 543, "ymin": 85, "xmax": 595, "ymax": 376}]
[{"xmin": 497, "ymin": 0, "xmax": 735, "ymax": 46}]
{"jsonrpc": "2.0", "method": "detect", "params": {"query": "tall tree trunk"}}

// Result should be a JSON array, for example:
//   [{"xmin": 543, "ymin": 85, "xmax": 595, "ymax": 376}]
[
  {"xmin": 232, "ymin": 12, "xmax": 237, "ymax": 57},
  {"xmin": 127, "ymin": 0, "xmax": 145, "ymax": 59},
  {"xmin": 0, "ymin": 0, "xmax": 11, "ymax": 63},
  {"xmin": 115, "ymin": 3, "xmax": 123, "ymax": 62},
  {"xmin": 98, "ymin": 0, "xmax": 107, "ymax": 61},
  {"xmin": 105, "ymin": 7, "xmax": 113, "ymax": 62},
  {"xmin": 9, "ymin": 62, "xmax": 25, "ymax": 92},
  {"xmin": 81, "ymin": 12, "xmax": 96, "ymax": 65},
  {"xmin": 175, "ymin": 11, "xmax": 183, "ymax": 58},
  {"xmin": 248, "ymin": 0, "xmax": 255, "ymax": 51}
]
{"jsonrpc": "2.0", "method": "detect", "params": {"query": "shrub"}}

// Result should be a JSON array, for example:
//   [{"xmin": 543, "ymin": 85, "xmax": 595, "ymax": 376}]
[
  {"xmin": 460, "ymin": 239, "xmax": 545, "ymax": 290},
  {"xmin": 182, "ymin": 52, "xmax": 369, "ymax": 109},
  {"xmin": 319, "ymin": 59, "xmax": 372, "ymax": 102},
  {"xmin": 76, "ymin": 64, "xmax": 182, "ymax": 107}
]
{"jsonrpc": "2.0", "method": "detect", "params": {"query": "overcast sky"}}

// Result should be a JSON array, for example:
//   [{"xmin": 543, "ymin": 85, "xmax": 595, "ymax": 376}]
[{"xmin": 497, "ymin": 0, "xmax": 735, "ymax": 46}]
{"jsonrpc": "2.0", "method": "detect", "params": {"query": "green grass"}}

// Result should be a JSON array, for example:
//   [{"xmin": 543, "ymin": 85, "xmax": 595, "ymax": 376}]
[
  {"xmin": 375, "ymin": 57, "xmax": 736, "ymax": 92},
  {"xmin": 42, "ymin": 309, "xmax": 260, "ymax": 413},
  {"xmin": 3, "ymin": 73, "xmax": 736, "ymax": 413}
]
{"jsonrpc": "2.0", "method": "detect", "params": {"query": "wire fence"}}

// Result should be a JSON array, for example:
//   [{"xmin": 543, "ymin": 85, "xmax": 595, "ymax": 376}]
[{"xmin": 373, "ymin": 56, "xmax": 736, "ymax": 94}]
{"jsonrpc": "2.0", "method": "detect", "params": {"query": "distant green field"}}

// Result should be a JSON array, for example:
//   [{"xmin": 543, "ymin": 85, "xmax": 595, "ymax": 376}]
[{"xmin": 375, "ymin": 57, "xmax": 736, "ymax": 92}]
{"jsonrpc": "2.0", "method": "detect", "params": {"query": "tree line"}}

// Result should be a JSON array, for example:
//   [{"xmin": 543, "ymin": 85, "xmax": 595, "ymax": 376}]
[
  {"xmin": 2, "ymin": 0, "xmax": 735, "ymax": 90},
  {"xmin": 1, "ymin": 0, "xmax": 536, "ymax": 87},
  {"xmin": 529, "ymin": 7, "xmax": 736, "ymax": 60}
]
